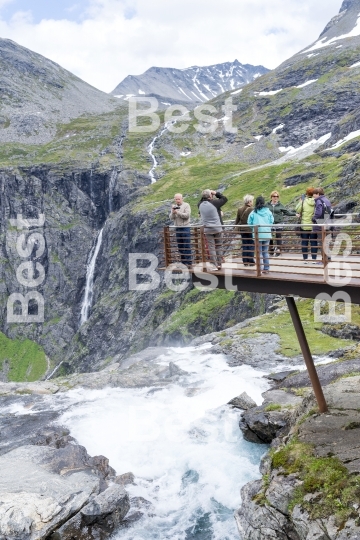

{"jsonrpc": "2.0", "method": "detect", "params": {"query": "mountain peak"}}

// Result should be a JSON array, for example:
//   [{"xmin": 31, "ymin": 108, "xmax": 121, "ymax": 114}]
[
  {"xmin": 0, "ymin": 37, "xmax": 117, "ymax": 144},
  {"xmin": 111, "ymin": 60, "xmax": 269, "ymax": 103},
  {"xmin": 319, "ymin": 0, "xmax": 360, "ymax": 39},
  {"xmin": 340, "ymin": 0, "xmax": 360, "ymax": 13}
]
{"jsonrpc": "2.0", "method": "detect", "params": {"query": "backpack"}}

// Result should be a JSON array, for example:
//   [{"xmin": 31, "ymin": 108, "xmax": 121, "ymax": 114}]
[{"xmin": 318, "ymin": 199, "xmax": 334, "ymax": 220}]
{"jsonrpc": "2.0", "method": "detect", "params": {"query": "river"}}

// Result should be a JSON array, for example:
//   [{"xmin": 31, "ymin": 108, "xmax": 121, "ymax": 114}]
[{"xmin": 58, "ymin": 343, "xmax": 270, "ymax": 539}]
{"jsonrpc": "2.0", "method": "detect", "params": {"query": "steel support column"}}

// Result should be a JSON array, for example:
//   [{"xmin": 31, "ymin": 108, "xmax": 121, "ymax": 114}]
[{"xmin": 286, "ymin": 296, "xmax": 328, "ymax": 413}]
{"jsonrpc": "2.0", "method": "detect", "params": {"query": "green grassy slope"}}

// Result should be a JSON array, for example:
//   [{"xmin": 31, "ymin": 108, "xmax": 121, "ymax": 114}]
[
  {"xmin": 0, "ymin": 107, "xmax": 128, "ymax": 170},
  {"xmin": 0, "ymin": 332, "xmax": 47, "ymax": 382}
]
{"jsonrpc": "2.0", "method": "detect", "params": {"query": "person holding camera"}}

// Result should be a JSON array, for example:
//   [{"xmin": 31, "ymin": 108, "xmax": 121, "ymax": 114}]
[
  {"xmin": 197, "ymin": 189, "xmax": 228, "ymax": 223},
  {"xmin": 199, "ymin": 189, "xmax": 224, "ymax": 270},
  {"xmin": 169, "ymin": 193, "xmax": 192, "ymax": 267}
]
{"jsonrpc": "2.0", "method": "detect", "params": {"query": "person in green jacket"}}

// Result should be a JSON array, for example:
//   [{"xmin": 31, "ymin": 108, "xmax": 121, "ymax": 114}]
[
  {"xmin": 266, "ymin": 190, "xmax": 296, "ymax": 256},
  {"xmin": 295, "ymin": 187, "xmax": 318, "ymax": 263}
]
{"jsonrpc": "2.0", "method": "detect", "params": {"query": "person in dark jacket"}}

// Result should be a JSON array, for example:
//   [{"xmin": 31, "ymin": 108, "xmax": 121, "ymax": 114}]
[
  {"xmin": 313, "ymin": 188, "xmax": 332, "ymax": 228},
  {"xmin": 235, "ymin": 194, "xmax": 255, "ymax": 266},
  {"xmin": 265, "ymin": 191, "xmax": 296, "ymax": 256},
  {"xmin": 312, "ymin": 187, "xmax": 333, "ymax": 264}
]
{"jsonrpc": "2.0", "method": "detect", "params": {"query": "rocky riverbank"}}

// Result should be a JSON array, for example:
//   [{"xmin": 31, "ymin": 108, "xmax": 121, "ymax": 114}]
[
  {"xmin": 234, "ymin": 366, "xmax": 360, "ymax": 539},
  {"xmin": 0, "ymin": 347, "xmax": 188, "ymax": 539}
]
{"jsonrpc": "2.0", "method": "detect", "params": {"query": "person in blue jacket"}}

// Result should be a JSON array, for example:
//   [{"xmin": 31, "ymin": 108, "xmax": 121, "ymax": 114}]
[{"xmin": 248, "ymin": 196, "xmax": 274, "ymax": 274}]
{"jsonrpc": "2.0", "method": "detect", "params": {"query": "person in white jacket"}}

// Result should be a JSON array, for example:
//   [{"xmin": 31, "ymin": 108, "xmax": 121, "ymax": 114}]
[{"xmin": 169, "ymin": 193, "xmax": 192, "ymax": 266}]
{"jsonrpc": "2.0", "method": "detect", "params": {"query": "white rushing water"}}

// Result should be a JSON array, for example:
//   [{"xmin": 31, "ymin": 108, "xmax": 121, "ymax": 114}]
[
  {"xmin": 148, "ymin": 122, "xmax": 173, "ymax": 183},
  {"xmin": 45, "ymin": 360, "xmax": 64, "ymax": 381},
  {"xmin": 57, "ymin": 344, "xmax": 270, "ymax": 539},
  {"xmin": 109, "ymin": 168, "xmax": 118, "ymax": 213},
  {"xmin": 80, "ymin": 228, "xmax": 104, "ymax": 325}
]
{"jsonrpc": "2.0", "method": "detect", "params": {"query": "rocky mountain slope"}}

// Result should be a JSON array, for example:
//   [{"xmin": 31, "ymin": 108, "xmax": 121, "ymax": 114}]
[
  {"xmin": 111, "ymin": 59, "xmax": 269, "ymax": 103},
  {"xmin": 143, "ymin": 0, "xmax": 360, "ymax": 174},
  {"xmin": 0, "ymin": 38, "xmax": 118, "ymax": 144}
]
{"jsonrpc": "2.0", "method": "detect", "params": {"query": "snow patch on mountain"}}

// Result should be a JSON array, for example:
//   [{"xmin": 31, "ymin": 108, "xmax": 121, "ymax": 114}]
[
  {"xmin": 296, "ymin": 79, "xmax": 318, "ymax": 88},
  {"xmin": 272, "ymin": 124, "xmax": 284, "ymax": 133},
  {"xmin": 111, "ymin": 60, "xmax": 269, "ymax": 103},
  {"xmin": 277, "ymin": 133, "xmax": 332, "ymax": 162},
  {"xmin": 257, "ymin": 89, "xmax": 283, "ymax": 96},
  {"xmin": 302, "ymin": 12, "xmax": 360, "ymax": 53},
  {"xmin": 330, "ymin": 129, "xmax": 360, "ymax": 148}
]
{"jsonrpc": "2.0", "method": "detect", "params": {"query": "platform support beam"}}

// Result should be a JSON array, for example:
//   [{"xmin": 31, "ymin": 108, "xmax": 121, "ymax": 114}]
[{"xmin": 285, "ymin": 297, "xmax": 328, "ymax": 413}]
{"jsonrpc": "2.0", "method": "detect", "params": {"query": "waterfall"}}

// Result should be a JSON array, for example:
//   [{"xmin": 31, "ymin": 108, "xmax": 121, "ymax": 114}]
[
  {"xmin": 108, "ymin": 169, "xmax": 117, "ymax": 213},
  {"xmin": 80, "ymin": 228, "xmax": 104, "ymax": 325},
  {"xmin": 89, "ymin": 168, "xmax": 97, "ymax": 213},
  {"xmin": 46, "ymin": 361, "xmax": 64, "ymax": 381},
  {"xmin": 148, "ymin": 122, "xmax": 172, "ymax": 183}
]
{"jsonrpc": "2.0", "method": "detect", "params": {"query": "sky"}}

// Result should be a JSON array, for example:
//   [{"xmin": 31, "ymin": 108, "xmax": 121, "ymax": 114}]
[{"xmin": 0, "ymin": 0, "xmax": 343, "ymax": 93}]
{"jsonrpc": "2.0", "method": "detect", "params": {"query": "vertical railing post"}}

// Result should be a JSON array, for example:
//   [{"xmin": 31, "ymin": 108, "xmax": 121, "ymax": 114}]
[
  {"xmin": 254, "ymin": 226, "xmax": 261, "ymax": 277},
  {"xmin": 321, "ymin": 225, "xmax": 328, "ymax": 275},
  {"xmin": 286, "ymin": 297, "xmax": 328, "ymax": 413},
  {"xmin": 200, "ymin": 226, "xmax": 207, "ymax": 271},
  {"xmin": 193, "ymin": 227, "xmax": 200, "ymax": 264},
  {"xmin": 164, "ymin": 226, "xmax": 171, "ymax": 267}
]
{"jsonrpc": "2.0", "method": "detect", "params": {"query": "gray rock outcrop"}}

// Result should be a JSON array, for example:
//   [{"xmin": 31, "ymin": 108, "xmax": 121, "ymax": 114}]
[
  {"xmin": 0, "ymin": 440, "xmax": 129, "ymax": 540},
  {"xmin": 52, "ymin": 484, "xmax": 130, "ymax": 540},
  {"xmin": 236, "ymin": 375, "xmax": 360, "ymax": 540},
  {"xmin": 228, "ymin": 391, "xmax": 257, "ymax": 410}
]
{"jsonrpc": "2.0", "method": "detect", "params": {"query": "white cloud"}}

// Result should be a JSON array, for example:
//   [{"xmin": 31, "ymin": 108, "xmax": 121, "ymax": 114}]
[
  {"xmin": 0, "ymin": 0, "xmax": 343, "ymax": 92},
  {"xmin": 0, "ymin": 0, "xmax": 14, "ymax": 8}
]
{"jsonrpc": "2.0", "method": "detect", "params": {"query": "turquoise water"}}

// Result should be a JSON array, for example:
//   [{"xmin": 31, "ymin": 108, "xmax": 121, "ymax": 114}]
[{"xmin": 59, "ymin": 344, "xmax": 269, "ymax": 540}]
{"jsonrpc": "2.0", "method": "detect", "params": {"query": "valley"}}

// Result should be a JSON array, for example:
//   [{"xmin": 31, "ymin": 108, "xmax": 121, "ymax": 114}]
[{"xmin": 1, "ymin": 0, "xmax": 360, "ymax": 538}]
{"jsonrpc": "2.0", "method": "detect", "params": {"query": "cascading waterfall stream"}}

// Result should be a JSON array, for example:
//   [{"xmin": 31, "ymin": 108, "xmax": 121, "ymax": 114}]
[
  {"xmin": 80, "ymin": 228, "xmax": 104, "ymax": 325},
  {"xmin": 148, "ymin": 121, "xmax": 174, "ymax": 183},
  {"xmin": 46, "ymin": 361, "xmax": 64, "ymax": 381},
  {"xmin": 108, "ymin": 168, "xmax": 117, "ymax": 213}
]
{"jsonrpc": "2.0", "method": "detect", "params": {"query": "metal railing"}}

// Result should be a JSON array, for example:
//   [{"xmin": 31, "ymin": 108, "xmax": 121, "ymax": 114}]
[{"xmin": 160, "ymin": 221, "xmax": 360, "ymax": 283}]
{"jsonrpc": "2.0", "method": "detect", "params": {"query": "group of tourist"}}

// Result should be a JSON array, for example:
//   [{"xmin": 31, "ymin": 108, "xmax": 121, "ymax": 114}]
[{"xmin": 169, "ymin": 186, "xmax": 333, "ymax": 273}]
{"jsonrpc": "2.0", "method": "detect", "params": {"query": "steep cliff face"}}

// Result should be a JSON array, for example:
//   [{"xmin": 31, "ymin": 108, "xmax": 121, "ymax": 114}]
[
  {"xmin": 0, "ymin": 165, "xmax": 151, "ymax": 373},
  {"xmin": 0, "ymin": 161, "xmax": 268, "ymax": 376}
]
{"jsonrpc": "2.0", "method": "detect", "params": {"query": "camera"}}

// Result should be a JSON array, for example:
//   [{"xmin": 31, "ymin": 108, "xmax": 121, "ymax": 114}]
[{"xmin": 173, "ymin": 205, "xmax": 181, "ymax": 210}]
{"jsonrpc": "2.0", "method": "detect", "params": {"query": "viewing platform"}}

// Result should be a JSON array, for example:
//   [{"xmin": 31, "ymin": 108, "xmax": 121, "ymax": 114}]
[
  {"xmin": 161, "ymin": 221, "xmax": 360, "ymax": 303},
  {"xmin": 160, "ymin": 220, "xmax": 360, "ymax": 413}
]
